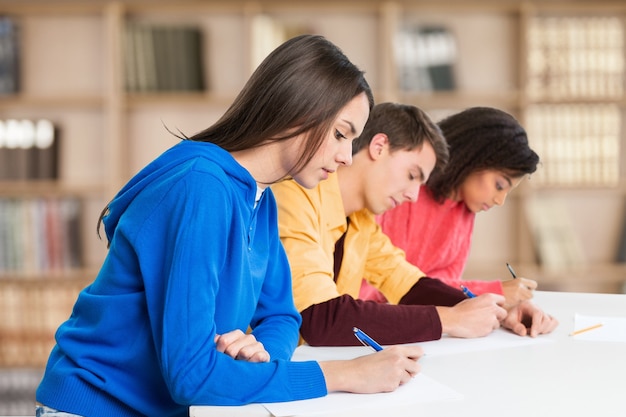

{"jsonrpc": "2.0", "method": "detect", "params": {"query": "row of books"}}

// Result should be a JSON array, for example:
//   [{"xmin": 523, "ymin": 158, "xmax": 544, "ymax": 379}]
[
  {"xmin": 618, "ymin": 199, "xmax": 626, "ymax": 263},
  {"xmin": 124, "ymin": 22, "xmax": 205, "ymax": 93},
  {"xmin": 250, "ymin": 15, "xmax": 459, "ymax": 93},
  {"xmin": 0, "ymin": 16, "xmax": 19, "ymax": 95},
  {"xmin": 526, "ymin": 16, "xmax": 624, "ymax": 99},
  {"xmin": 0, "ymin": 197, "xmax": 82, "ymax": 275},
  {"xmin": 395, "ymin": 24, "xmax": 457, "ymax": 92},
  {"xmin": 524, "ymin": 196, "xmax": 585, "ymax": 272},
  {"xmin": 0, "ymin": 278, "xmax": 84, "ymax": 367},
  {"xmin": 526, "ymin": 195, "xmax": 626, "ymax": 271},
  {"xmin": 525, "ymin": 104, "xmax": 621, "ymax": 187},
  {"xmin": 250, "ymin": 14, "xmax": 312, "ymax": 74},
  {"xmin": 0, "ymin": 118, "xmax": 58, "ymax": 181}
]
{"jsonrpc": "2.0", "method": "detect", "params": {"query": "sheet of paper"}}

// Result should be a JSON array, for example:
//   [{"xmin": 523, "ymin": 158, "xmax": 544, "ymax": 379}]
[
  {"xmin": 270, "ymin": 329, "xmax": 548, "ymax": 416},
  {"xmin": 293, "ymin": 328, "xmax": 552, "ymax": 363},
  {"xmin": 572, "ymin": 313, "xmax": 626, "ymax": 342},
  {"xmin": 418, "ymin": 327, "xmax": 553, "ymax": 356},
  {"xmin": 262, "ymin": 373, "xmax": 462, "ymax": 417}
]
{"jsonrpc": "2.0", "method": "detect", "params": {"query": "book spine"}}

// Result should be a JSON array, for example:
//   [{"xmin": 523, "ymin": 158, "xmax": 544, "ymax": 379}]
[
  {"xmin": 395, "ymin": 25, "xmax": 457, "ymax": 92},
  {"xmin": 0, "ymin": 118, "xmax": 58, "ymax": 180},
  {"xmin": 525, "ymin": 103, "xmax": 620, "ymax": 187},
  {"xmin": 0, "ymin": 16, "xmax": 19, "ymax": 95},
  {"xmin": 617, "ymin": 198, "xmax": 626, "ymax": 263},
  {"xmin": 123, "ymin": 23, "xmax": 139, "ymax": 92},
  {"xmin": 0, "ymin": 196, "xmax": 83, "ymax": 276}
]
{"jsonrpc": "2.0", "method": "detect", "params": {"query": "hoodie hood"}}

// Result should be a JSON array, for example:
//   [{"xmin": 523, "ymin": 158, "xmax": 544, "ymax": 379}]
[{"xmin": 102, "ymin": 140, "xmax": 256, "ymax": 242}]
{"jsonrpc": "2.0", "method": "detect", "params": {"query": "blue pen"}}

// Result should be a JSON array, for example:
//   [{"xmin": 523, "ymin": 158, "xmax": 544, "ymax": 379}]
[
  {"xmin": 460, "ymin": 284, "xmax": 476, "ymax": 298},
  {"xmin": 353, "ymin": 327, "xmax": 383, "ymax": 352}
]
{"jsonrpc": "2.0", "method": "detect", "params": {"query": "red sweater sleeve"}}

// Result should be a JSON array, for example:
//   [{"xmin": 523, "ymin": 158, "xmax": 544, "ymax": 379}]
[
  {"xmin": 435, "ymin": 277, "xmax": 504, "ymax": 296},
  {"xmin": 300, "ymin": 278, "xmax": 466, "ymax": 346}
]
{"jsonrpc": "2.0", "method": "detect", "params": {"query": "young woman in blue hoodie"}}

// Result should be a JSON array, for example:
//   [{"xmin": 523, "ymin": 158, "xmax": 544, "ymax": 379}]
[{"xmin": 36, "ymin": 35, "xmax": 424, "ymax": 417}]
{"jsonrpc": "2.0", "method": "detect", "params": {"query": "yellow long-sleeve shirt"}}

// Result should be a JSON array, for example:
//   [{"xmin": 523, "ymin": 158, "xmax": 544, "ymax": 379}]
[{"xmin": 272, "ymin": 173, "xmax": 426, "ymax": 313}]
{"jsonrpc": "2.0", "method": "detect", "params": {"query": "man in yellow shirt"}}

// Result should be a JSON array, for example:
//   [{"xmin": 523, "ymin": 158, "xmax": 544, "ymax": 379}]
[{"xmin": 272, "ymin": 102, "xmax": 558, "ymax": 346}]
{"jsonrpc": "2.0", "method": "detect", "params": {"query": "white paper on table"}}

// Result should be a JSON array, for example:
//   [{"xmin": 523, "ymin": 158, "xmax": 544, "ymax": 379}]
[
  {"xmin": 293, "ymin": 345, "xmax": 370, "ymax": 362},
  {"xmin": 293, "ymin": 328, "xmax": 552, "ymax": 363},
  {"xmin": 262, "ymin": 373, "xmax": 462, "ymax": 417},
  {"xmin": 418, "ymin": 327, "xmax": 554, "ymax": 356},
  {"xmin": 572, "ymin": 313, "xmax": 626, "ymax": 342}
]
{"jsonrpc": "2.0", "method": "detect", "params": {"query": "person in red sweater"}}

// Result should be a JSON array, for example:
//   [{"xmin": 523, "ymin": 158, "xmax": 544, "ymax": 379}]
[{"xmin": 367, "ymin": 107, "xmax": 538, "ymax": 307}]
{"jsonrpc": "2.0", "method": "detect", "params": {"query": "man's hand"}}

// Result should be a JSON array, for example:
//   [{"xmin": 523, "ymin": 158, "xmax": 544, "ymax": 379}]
[
  {"xmin": 437, "ymin": 293, "xmax": 508, "ymax": 338},
  {"xmin": 502, "ymin": 301, "xmax": 559, "ymax": 337}
]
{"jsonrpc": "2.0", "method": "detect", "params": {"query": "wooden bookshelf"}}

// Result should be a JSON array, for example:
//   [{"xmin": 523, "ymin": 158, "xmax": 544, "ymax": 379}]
[{"xmin": 0, "ymin": 0, "xmax": 624, "ymax": 372}]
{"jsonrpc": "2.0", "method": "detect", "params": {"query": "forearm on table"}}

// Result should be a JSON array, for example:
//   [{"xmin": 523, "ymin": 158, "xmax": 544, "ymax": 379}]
[{"xmin": 300, "ymin": 294, "xmax": 442, "ymax": 346}]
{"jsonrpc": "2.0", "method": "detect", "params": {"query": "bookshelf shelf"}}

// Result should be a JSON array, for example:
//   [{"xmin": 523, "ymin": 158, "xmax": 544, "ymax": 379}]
[
  {"xmin": 400, "ymin": 90, "xmax": 522, "ymax": 111},
  {"xmin": 0, "ymin": 268, "xmax": 98, "ymax": 283},
  {"xmin": 125, "ymin": 91, "xmax": 236, "ymax": 109},
  {"xmin": 0, "ymin": 181, "xmax": 106, "ymax": 198},
  {"xmin": 525, "ymin": 97, "xmax": 626, "ymax": 105},
  {"xmin": 526, "ymin": 182, "xmax": 626, "ymax": 194},
  {"xmin": 0, "ymin": 96, "xmax": 103, "ymax": 109}
]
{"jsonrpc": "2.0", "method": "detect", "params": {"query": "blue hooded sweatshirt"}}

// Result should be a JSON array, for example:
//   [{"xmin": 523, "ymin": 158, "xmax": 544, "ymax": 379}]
[{"xmin": 36, "ymin": 140, "xmax": 326, "ymax": 417}]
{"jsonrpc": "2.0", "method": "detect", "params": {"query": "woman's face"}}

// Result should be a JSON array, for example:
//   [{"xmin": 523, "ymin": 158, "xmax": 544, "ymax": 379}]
[
  {"xmin": 291, "ymin": 93, "xmax": 371, "ymax": 189},
  {"xmin": 457, "ymin": 169, "xmax": 524, "ymax": 213}
]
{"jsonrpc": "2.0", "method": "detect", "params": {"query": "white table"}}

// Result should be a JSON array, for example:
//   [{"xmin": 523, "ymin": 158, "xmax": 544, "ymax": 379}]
[{"xmin": 190, "ymin": 291, "xmax": 626, "ymax": 417}]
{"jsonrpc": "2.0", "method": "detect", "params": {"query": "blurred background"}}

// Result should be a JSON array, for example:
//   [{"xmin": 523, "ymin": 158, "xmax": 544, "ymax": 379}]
[{"xmin": 0, "ymin": 0, "xmax": 624, "ymax": 414}]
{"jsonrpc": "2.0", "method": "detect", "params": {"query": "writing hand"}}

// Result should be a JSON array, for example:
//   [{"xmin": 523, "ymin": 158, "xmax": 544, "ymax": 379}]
[
  {"xmin": 437, "ymin": 293, "xmax": 507, "ymax": 338},
  {"xmin": 502, "ymin": 277, "xmax": 537, "ymax": 307},
  {"xmin": 319, "ymin": 345, "xmax": 424, "ymax": 394},
  {"xmin": 214, "ymin": 329, "xmax": 270, "ymax": 362}
]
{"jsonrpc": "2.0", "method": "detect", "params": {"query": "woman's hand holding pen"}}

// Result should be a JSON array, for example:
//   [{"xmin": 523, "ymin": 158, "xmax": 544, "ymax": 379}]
[
  {"xmin": 318, "ymin": 345, "xmax": 424, "ymax": 394},
  {"xmin": 214, "ymin": 329, "xmax": 270, "ymax": 363},
  {"xmin": 502, "ymin": 263, "xmax": 537, "ymax": 307},
  {"xmin": 501, "ymin": 277, "xmax": 537, "ymax": 307},
  {"xmin": 437, "ymin": 293, "xmax": 508, "ymax": 338}
]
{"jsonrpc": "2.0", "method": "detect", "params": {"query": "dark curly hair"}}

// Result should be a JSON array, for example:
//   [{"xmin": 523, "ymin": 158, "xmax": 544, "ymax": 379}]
[{"xmin": 428, "ymin": 107, "xmax": 539, "ymax": 203}]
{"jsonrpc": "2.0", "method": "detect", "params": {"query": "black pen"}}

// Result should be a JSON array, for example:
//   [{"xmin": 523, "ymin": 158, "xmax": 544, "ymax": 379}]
[
  {"xmin": 353, "ymin": 327, "xmax": 383, "ymax": 352},
  {"xmin": 506, "ymin": 262, "xmax": 517, "ymax": 279}
]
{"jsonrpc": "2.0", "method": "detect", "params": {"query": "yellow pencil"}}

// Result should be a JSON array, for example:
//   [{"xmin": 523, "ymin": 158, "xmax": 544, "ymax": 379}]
[{"xmin": 569, "ymin": 323, "xmax": 603, "ymax": 336}]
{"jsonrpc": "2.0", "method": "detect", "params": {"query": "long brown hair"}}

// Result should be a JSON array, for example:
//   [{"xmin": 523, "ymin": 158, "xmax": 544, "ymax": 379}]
[
  {"xmin": 98, "ymin": 34, "xmax": 373, "ymax": 242},
  {"xmin": 189, "ymin": 34, "xmax": 374, "ymax": 177}
]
